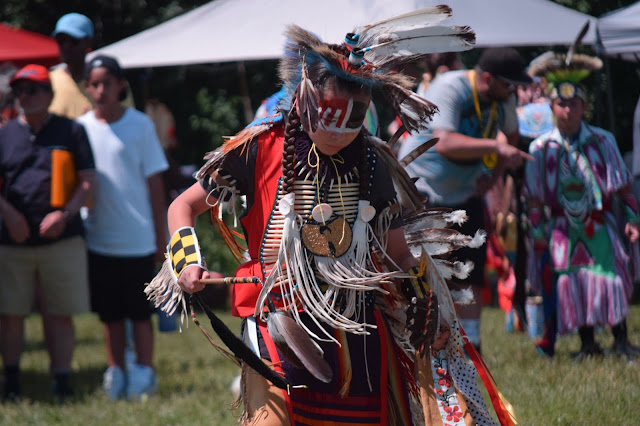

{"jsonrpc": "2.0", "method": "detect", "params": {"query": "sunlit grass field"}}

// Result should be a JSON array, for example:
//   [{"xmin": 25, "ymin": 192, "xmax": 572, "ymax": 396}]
[{"xmin": 2, "ymin": 305, "xmax": 639, "ymax": 425}]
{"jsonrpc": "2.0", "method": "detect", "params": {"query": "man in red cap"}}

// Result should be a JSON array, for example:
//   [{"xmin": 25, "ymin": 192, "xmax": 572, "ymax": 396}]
[{"xmin": 0, "ymin": 64, "xmax": 95, "ymax": 402}]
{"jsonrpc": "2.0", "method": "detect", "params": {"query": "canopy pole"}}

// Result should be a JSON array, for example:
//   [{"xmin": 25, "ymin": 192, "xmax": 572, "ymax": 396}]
[
  {"xmin": 237, "ymin": 61, "xmax": 253, "ymax": 124},
  {"xmin": 594, "ymin": 26, "xmax": 616, "ymax": 134}
]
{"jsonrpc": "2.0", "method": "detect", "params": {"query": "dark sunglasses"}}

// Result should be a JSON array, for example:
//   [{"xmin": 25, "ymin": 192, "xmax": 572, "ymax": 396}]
[{"xmin": 13, "ymin": 85, "xmax": 44, "ymax": 97}]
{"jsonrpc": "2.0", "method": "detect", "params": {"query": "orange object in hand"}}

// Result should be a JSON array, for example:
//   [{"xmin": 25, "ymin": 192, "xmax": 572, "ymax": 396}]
[{"xmin": 50, "ymin": 149, "xmax": 76, "ymax": 208}]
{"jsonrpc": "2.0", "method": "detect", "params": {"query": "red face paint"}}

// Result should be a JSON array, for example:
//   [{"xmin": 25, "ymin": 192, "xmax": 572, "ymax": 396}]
[{"xmin": 317, "ymin": 98, "xmax": 368, "ymax": 134}]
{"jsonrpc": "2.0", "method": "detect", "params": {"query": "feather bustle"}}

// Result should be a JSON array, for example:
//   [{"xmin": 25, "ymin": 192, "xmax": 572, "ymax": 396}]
[{"xmin": 267, "ymin": 310, "xmax": 333, "ymax": 383}]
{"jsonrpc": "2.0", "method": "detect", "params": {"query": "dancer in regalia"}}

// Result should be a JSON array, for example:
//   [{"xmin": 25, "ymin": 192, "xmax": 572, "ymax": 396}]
[
  {"xmin": 148, "ymin": 6, "xmax": 513, "ymax": 425},
  {"xmin": 525, "ymin": 51, "xmax": 640, "ymax": 360}
]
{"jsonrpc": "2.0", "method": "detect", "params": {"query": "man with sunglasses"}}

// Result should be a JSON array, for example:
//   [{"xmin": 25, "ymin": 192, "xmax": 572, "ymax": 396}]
[
  {"xmin": 399, "ymin": 47, "xmax": 532, "ymax": 353},
  {"xmin": 0, "ymin": 65, "xmax": 95, "ymax": 401}
]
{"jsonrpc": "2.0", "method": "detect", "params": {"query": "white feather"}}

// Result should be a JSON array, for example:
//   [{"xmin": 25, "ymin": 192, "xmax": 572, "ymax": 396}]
[
  {"xmin": 403, "ymin": 209, "xmax": 468, "ymax": 233},
  {"xmin": 433, "ymin": 259, "xmax": 474, "ymax": 280},
  {"xmin": 450, "ymin": 288, "xmax": 475, "ymax": 305},
  {"xmin": 467, "ymin": 229, "xmax": 487, "ymax": 248},
  {"xmin": 446, "ymin": 210, "xmax": 468, "ymax": 226},
  {"xmin": 358, "ymin": 5, "xmax": 452, "ymax": 35},
  {"xmin": 406, "ymin": 228, "xmax": 483, "ymax": 256},
  {"xmin": 451, "ymin": 260, "xmax": 474, "ymax": 280},
  {"xmin": 363, "ymin": 26, "xmax": 475, "ymax": 67}
]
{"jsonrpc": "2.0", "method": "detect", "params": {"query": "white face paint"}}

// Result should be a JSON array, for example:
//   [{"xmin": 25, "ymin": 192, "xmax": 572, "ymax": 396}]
[{"xmin": 316, "ymin": 97, "xmax": 368, "ymax": 134}]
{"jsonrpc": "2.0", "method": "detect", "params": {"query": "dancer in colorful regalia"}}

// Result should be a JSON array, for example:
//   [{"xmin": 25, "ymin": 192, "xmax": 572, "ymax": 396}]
[
  {"xmin": 525, "ymin": 51, "xmax": 640, "ymax": 360},
  {"xmin": 147, "ymin": 6, "xmax": 514, "ymax": 425}
]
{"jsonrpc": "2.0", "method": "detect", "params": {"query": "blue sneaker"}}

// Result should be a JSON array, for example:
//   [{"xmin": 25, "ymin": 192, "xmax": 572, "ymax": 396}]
[
  {"xmin": 103, "ymin": 366, "xmax": 126, "ymax": 400},
  {"xmin": 126, "ymin": 364, "xmax": 157, "ymax": 400}
]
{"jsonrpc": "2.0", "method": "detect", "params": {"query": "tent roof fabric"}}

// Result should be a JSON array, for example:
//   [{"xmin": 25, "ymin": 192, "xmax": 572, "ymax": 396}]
[
  {"xmin": 93, "ymin": 0, "xmax": 597, "ymax": 69},
  {"xmin": 0, "ymin": 23, "xmax": 59, "ymax": 67},
  {"xmin": 598, "ymin": 2, "xmax": 640, "ymax": 59}
]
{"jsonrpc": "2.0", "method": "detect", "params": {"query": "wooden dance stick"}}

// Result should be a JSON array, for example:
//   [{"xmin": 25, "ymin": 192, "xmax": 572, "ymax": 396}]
[{"xmin": 199, "ymin": 276, "xmax": 261, "ymax": 285}]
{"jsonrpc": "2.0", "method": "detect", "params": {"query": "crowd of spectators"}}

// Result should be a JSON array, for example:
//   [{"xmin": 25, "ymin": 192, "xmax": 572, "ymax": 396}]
[{"xmin": 0, "ymin": 13, "xmax": 171, "ymax": 403}]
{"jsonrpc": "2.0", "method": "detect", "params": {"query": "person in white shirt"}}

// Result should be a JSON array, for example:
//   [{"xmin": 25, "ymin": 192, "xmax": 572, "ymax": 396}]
[{"xmin": 77, "ymin": 55, "xmax": 168, "ymax": 400}]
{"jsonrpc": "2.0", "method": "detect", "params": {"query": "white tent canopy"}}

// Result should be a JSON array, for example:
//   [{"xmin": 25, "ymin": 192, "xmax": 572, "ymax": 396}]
[
  {"xmin": 94, "ymin": 0, "xmax": 597, "ymax": 68},
  {"xmin": 598, "ymin": 1, "xmax": 640, "ymax": 60}
]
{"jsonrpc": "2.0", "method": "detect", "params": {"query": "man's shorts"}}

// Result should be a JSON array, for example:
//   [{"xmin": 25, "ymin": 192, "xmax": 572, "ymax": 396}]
[
  {"xmin": 430, "ymin": 196, "xmax": 487, "ymax": 286},
  {"xmin": 0, "ymin": 236, "xmax": 90, "ymax": 316},
  {"xmin": 88, "ymin": 251, "xmax": 155, "ymax": 323}
]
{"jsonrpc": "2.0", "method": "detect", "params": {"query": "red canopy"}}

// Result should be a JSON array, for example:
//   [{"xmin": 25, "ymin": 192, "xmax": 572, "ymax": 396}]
[{"xmin": 0, "ymin": 23, "xmax": 59, "ymax": 67}]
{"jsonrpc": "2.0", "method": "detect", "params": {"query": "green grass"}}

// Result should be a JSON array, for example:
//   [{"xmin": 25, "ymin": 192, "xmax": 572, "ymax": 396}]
[{"xmin": 2, "ymin": 306, "xmax": 640, "ymax": 425}]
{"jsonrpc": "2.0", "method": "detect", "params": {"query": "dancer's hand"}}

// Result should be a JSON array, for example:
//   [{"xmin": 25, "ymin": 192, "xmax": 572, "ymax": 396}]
[
  {"xmin": 625, "ymin": 222, "xmax": 640, "ymax": 243},
  {"xmin": 178, "ymin": 266, "xmax": 210, "ymax": 293},
  {"xmin": 432, "ymin": 326, "xmax": 451, "ymax": 351}
]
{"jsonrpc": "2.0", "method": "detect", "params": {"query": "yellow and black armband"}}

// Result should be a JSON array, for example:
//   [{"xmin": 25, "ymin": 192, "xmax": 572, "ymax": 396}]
[{"xmin": 168, "ymin": 226, "xmax": 207, "ymax": 278}]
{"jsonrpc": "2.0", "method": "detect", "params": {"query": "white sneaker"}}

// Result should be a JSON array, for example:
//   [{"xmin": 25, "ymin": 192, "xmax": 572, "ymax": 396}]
[
  {"xmin": 103, "ymin": 366, "xmax": 126, "ymax": 400},
  {"xmin": 126, "ymin": 364, "xmax": 157, "ymax": 400}
]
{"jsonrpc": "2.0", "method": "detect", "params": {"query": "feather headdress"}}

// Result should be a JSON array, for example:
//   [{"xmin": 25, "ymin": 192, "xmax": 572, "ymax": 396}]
[
  {"xmin": 527, "ymin": 52, "xmax": 602, "ymax": 84},
  {"xmin": 527, "ymin": 23, "xmax": 601, "ymax": 101},
  {"xmin": 279, "ymin": 6, "xmax": 475, "ymax": 134}
]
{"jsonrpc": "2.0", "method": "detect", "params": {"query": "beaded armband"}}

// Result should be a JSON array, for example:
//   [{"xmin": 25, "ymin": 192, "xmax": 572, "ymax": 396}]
[{"xmin": 168, "ymin": 226, "xmax": 207, "ymax": 278}]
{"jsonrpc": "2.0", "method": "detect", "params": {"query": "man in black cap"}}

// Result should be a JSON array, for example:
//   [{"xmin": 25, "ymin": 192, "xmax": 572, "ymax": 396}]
[{"xmin": 398, "ymin": 47, "xmax": 533, "ymax": 353}]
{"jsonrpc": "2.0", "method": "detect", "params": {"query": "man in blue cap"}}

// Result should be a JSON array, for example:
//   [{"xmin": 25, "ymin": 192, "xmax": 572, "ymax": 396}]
[{"xmin": 49, "ymin": 13, "xmax": 95, "ymax": 118}]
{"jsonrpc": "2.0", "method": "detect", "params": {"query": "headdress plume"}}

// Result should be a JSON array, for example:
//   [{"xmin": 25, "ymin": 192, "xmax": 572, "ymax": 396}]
[{"xmin": 279, "ymin": 6, "xmax": 475, "ymax": 134}]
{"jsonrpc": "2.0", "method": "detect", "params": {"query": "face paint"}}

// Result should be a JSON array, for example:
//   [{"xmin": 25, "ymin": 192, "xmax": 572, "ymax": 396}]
[{"xmin": 317, "ymin": 98, "xmax": 368, "ymax": 134}]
